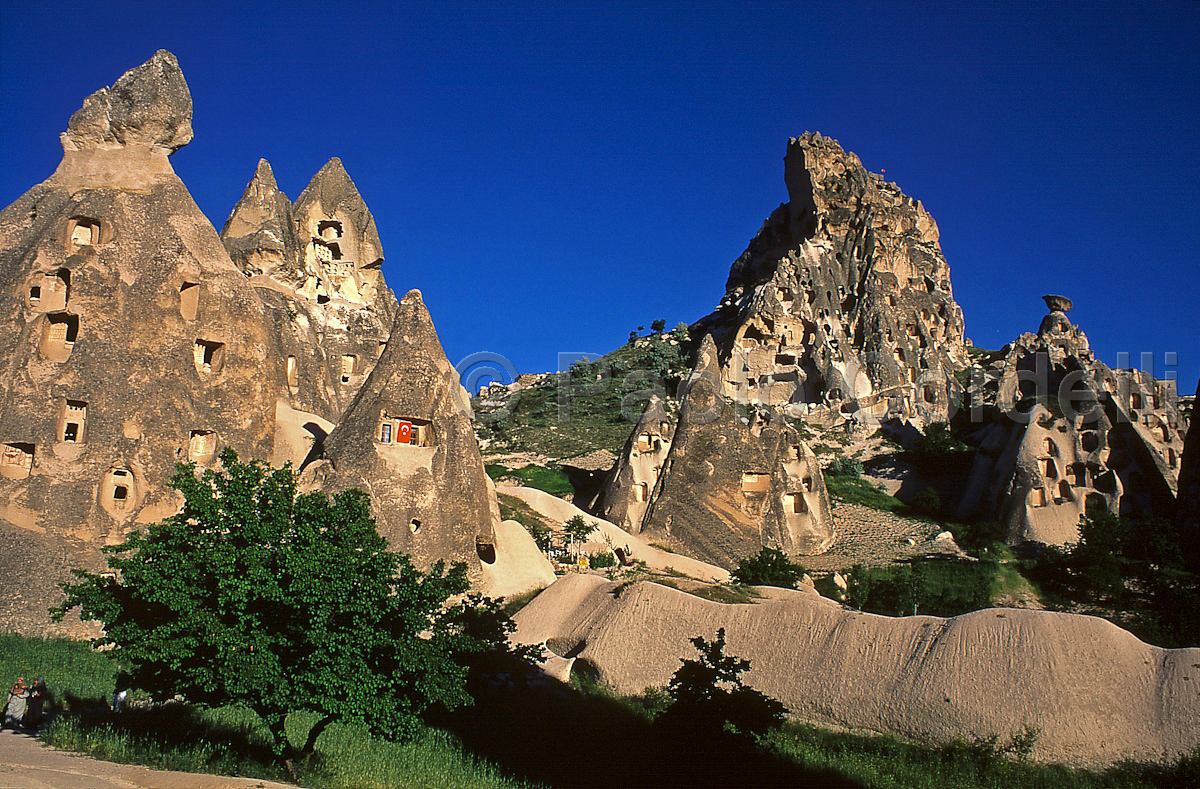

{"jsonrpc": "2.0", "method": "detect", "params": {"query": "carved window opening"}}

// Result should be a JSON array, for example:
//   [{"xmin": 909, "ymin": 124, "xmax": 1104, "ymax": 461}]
[
  {"xmin": 633, "ymin": 482, "xmax": 648, "ymax": 502},
  {"xmin": 1028, "ymin": 487, "xmax": 1047, "ymax": 508},
  {"xmin": 922, "ymin": 385, "xmax": 937, "ymax": 404},
  {"xmin": 29, "ymin": 270, "xmax": 69, "ymax": 312},
  {"xmin": 179, "ymin": 283, "xmax": 199, "ymax": 320},
  {"xmin": 1039, "ymin": 458, "xmax": 1058, "ymax": 480},
  {"xmin": 476, "ymin": 536, "xmax": 496, "ymax": 565},
  {"xmin": 741, "ymin": 472, "xmax": 770, "ymax": 494},
  {"xmin": 29, "ymin": 286, "xmax": 40, "ymax": 302},
  {"xmin": 1131, "ymin": 393, "xmax": 1143, "ymax": 409},
  {"xmin": 1158, "ymin": 424, "xmax": 1171, "ymax": 443},
  {"xmin": 318, "ymin": 220, "xmax": 343, "ymax": 241},
  {"xmin": 1044, "ymin": 438, "xmax": 1058, "ymax": 457},
  {"xmin": 636, "ymin": 433, "xmax": 653, "ymax": 452},
  {"xmin": 1058, "ymin": 480, "xmax": 1073, "ymax": 502},
  {"xmin": 783, "ymin": 492, "xmax": 808, "ymax": 514},
  {"xmin": 378, "ymin": 414, "xmax": 433, "ymax": 447},
  {"xmin": 40, "ymin": 313, "xmax": 79, "ymax": 362},
  {"xmin": 340, "ymin": 354, "xmax": 358, "ymax": 383},
  {"xmin": 188, "ymin": 430, "xmax": 218, "ymax": 463},
  {"xmin": 1069, "ymin": 463, "xmax": 1087, "ymax": 487},
  {"xmin": 410, "ymin": 518, "xmax": 421, "ymax": 534},
  {"xmin": 193, "ymin": 340, "xmax": 225, "ymax": 375},
  {"xmin": 1, "ymin": 443, "xmax": 34, "ymax": 479},
  {"xmin": 68, "ymin": 217, "xmax": 99, "ymax": 250},
  {"xmin": 1080, "ymin": 431, "xmax": 1099, "ymax": 452},
  {"xmin": 776, "ymin": 353, "xmax": 796, "ymax": 366},
  {"xmin": 286, "ymin": 356, "xmax": 298, "ymax": 388},
  {"xmin": 60, "ymin": 400, "xmax": 87, "ymax": 443},
  {"xmin": 886, "ymin": 294, "xmax": 896, "ymax": 306},
  {"xmin": 1169, "ymin": 448, "xmax": 1178, "ymax": 468}
]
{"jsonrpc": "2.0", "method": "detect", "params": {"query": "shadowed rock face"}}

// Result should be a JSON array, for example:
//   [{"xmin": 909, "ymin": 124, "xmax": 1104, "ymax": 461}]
[
  {"xmin": 0, "ymin": 54, "xmax": 284, "ymax": 634},
  {"xmin": 691, "ymin": 132, "xmax": 969, "ymax": 426},
  {"xmin": 636, "ymin": 336, "xmax": 834, "ymax": 568},
  {"xmin": 955, "ymin": 300, "xmax": 1186, "ymax": 544},
  {"xmin": 1176, "ymin": 380, "xmax": 1200, "ymax": 572},
  {"xmin": 220, "ymin": 158, "xmax": 397, "ymax": 428},
  {"xmin": 311, "ymin": 290, "xmax": 501, "ymax": 584}
]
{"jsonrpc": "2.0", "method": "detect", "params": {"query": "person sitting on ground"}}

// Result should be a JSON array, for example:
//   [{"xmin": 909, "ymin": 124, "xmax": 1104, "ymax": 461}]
[
  {"xmin": 4, "ymin": 677, "xmax": 28, "ymax": 730},
  {"xmin": 24, "ymin": 678, "xmax": 47, "ymax": 731}
]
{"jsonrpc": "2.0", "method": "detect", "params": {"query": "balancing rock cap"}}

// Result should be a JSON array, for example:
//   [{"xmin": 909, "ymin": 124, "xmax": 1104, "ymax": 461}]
[
  {"xmin": 61, "ymin": 50, "xmax": 193, "ymax": 154},
  {"xmin": 1043, "ymin": 294, "xmax": 1073, "ymax": 313}
]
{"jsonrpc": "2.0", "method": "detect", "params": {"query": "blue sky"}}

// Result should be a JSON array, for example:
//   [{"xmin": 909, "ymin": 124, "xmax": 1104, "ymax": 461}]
[{"xmin": 2, "ymin": 1, "xmax": 1197, "ymax": 393}]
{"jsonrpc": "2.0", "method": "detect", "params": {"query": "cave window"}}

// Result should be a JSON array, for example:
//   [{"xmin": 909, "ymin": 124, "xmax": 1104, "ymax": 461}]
[
  {"xmin": 1069, "ymin": 463, "xmax": 1087, "ymax": 487},
  {"xmin": 0, "ymin": 443, "xmax": 34, "ymax": 479},
  {"xmin": 40, "ymin": 313, "xmax": 79, "ymax": 361},
  {"xmin": 188, "ymin": 430, "xmax": 218, "ymax": 463},
  {"xmin": 637, "ymin": 433, "xmax": 653, "ymax": 452},
  {"xmin": 1151, "ymin": 394, "xmax": 1161, "ymax": 409},
  {"xmin": 923, "ymin": 385, "xmax": 937, "ymax": 404},
  {"xmin": 1131, "ymin": 393, "xmax": 1143, "ymax": 409},
  {"xmin": 380, "ymin": 423, "xmax": 392, "ymax": 443},
  {"xmin": 801, "ymin": 474, "xmax": 813, "ymax": 491},
  {"xmin": 1028, "ymin": 487, "xmax": 1047, "ymax": 508},
  {"xmin": 379, "ymin": 415, "xmax": 432, "ymax": 447},
  {"xmin": 179, "ymin": 283, "xmax": 199, "ymax": 320},
  {"xmin": 410, "ymin": 518, "xmax": 421, "ymax": 534},
  {"xmin": 318, "ymin": 220, "xmax": 343, "ymax": 241},
  {"xmin": 741, "ymin": 472, "xmax": 770, "ymax": 494},
  {"xmin": 193, "ymin": 340, "xmax": 225, "ymax": 375},
  {"xmin": 1039, "ymin": 458, "xmax": 1058, "ymax": 480},
  {"xmin": 29, "ymin": 286, "xmax": 40, "ymax": 302},
  {"xmin": 1085, "ymin": 493, "xmax": 1108, "ymax": 515},
  {"xmin": 286, "ymin": 356, "xmax": 298, "ymax": 388},
  {"xmin": 1045, "ymin": 438, "xmax": 1058, "ymax": 456},
  {"xmin": 476, "ymin": 536, "xmax": 496, "ymax": 565},
  {"xmin": 886, "ymin": 294, "xmax": 896, "ymax": 307},
  {"xmin": 1158, "ymin": 424, "xmax": 1171, "ymax": 443},
  {"xmin": 61, "ymin": 400, "xmax": 87, "ymax": 443},
  {"xmin": 1169, "ymin": 448, "xmax": 1178, "ymax": 468},
  {"xmin": 1081, "ymin": 431, "xmax": 1099, "ymax": 452},
  {"xmin": 68, "ymin": 218, "xmax": 99, "ymax": 249},
  {"xmin": 112, "ymin": 485, "xmax": 128, "ymax": 510},
  {"xmin": 633, "ymin": 482, "xmax": 648, "ymax": 502},
  {"xmin": 340, "ymin": 354, "xmax": 358, "ymax": 383},
  {"xmin": 783, "ymin": 493, "xmax": 808, "ymax": 514}
]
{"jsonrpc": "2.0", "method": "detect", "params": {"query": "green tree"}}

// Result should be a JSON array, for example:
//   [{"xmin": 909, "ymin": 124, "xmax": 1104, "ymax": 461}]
[
  {"xmin": 53, "ymin": 451, "xmax": 519, "ymax": 777},
  {"xmin": 731, "ymin": 547, "xmax": 805, "ymax": 589},
  {"xmin": 659, "ymin": 628, "xmax": 787, "ymax": 736},
  {"xmin": 561, "ymin": 515, "xmax": 595, "ymax": 562},
  {"xmin": 650, "ymin": 319, "xmax": 667, "ymax": 333}
]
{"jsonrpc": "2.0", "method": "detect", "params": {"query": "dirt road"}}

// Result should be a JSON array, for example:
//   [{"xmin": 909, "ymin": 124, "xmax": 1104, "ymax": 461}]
[{"xmin": 0, "ymin": 730, "xmax": 295, "ymax": 789}]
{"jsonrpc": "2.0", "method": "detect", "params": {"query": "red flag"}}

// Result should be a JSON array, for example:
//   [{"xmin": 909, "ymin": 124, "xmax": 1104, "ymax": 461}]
[{"xmin": 397, "ymin": 421, "xmax": 412, "ymax": 444}]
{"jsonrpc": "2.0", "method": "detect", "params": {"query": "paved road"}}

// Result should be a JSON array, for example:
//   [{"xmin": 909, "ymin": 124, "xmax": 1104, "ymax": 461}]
[{"xmin": 0, "ymin": 730, "xmax": 296, "ymax": 789}]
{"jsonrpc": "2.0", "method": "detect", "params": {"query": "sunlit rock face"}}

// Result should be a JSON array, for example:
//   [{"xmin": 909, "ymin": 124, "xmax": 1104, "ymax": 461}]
[
  {"xmin": 692, "ymin": 132, "xmax": 970, "ymax": 426},
  {"xmin": 0, "ymin": 52, "xmax": 284, "ymax": 634},
  {"xmin": 633, "ymin": 336, "xmax": 835, "ymax": 570},
  {"xmin": 221, "ymin": 158, "xmax": 397, "ymax": 428},
  {"xmin": 955, "ymin": 297, "xmax": 1187, "ymax": 545}
]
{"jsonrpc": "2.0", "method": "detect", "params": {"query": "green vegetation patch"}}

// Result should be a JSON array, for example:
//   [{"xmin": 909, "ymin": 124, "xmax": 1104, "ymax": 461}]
[
  {"xmin": 486, "ymin": 463, "xmax": 575, "ymax": 497},
  {"xmin": 0, "ymin": 633, "xmax": 119, "ymax": 711},
  {"xmin": 845, "ymin": 560, "xmax": 1000, "ymax": 618}
]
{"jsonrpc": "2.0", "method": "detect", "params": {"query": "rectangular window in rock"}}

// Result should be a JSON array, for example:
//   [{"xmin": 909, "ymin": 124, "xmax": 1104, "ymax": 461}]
[
  {"xmin": 68, "ymin": 217, "xmax": 99, "ymax": 250},
  {"xmin": 194, "ymin": 340, "xmax": 225, "ymax": 375},
  {"xmin": 60, "ymin": 400, "xmax": 87, "ymax": 443},
  {"xmin": 378, "ymin": 414, "xmax": 433, "ymax": 447},
  {"xmin": 633, "ymin": 482, "xmax": 648, "ymax": 502},
  {"xmin": 40, "ymin": 313, "xmax": 79, "ymax": 362},
  {"xmin": 340, "ymin": 354, "xmax": 358, "ymax": 384},
  {"xmin": 741, "ymin": 472, "xmax": 770, "ymax": 494},
  {"xmin": 188, "ymin": 430, "xmax": 217, "ymax": 463},
  {"xmin": 0, "ymin": 443, "xmax": 34, "ymax": 479},
  {"xmin": 286, "ymin": 356, "xmax": 298, "ymax": 388}
]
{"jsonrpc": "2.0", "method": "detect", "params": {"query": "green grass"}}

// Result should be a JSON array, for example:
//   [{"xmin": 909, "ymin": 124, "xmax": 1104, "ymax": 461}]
[
  {"xmin": 760, "ymin": 722, "xmax": 1197, "ymax": 789},
  {"xmin": 824, "ymin": 473, "xmax": 909, "ymax": 513},
  {"xmin": 486, "ymin": 464, "xmax": 574, "ymax": 496}
]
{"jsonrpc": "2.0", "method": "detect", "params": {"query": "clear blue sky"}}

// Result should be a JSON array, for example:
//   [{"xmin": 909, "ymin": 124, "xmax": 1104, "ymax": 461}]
[{"xmin": 2, "ymin": 1, "xmax": 1197, "ymax": 393}]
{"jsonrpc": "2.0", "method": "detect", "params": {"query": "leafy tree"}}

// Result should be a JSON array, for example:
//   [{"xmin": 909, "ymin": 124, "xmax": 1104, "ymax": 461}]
[
  {"xmin": 731, "ymin": 547, "xmax": 805, "ymax": 589},
  {"xmin": 650, "ymin": 319, "xmax": 667, "ymax": 333},
  {"xmin": 659, "ymin": 628, "xmax": 787, "ymax": 736},
  {"xmin": 562, "ymin": 515, "xmax": 595, "ymax": 562},
  {"xmin": 914, "ymin": 422, "xmax": 969, "ymax": 457},
  {"xmin": 53, "ymin": 451, "xmax": 521, "ymax": 777}
]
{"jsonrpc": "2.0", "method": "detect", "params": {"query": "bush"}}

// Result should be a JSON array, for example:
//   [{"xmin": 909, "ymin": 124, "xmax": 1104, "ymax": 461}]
[
  {"xmin": 915, "ymin": 422, "xmax": 969, "ymax": 457},
  {"xmin": 911, "ymin": 487, "xmax": 943, "ymax": 517},
  {"xmin": 826, "ymin": 455, "xmax": 864, "ymax": 477},
  {"xmin": 731, "ymin": 547, "xmax": 805, "ymax": 589},
  {"xmin": 588, "ymin": 550, "xmax": 617, "ymax": 569}
]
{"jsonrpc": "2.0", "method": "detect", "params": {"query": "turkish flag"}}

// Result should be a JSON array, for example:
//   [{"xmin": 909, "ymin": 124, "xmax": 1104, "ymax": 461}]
[{"xmin": 397, "ymin": 421, "xmax": 413, "ymax": 444}]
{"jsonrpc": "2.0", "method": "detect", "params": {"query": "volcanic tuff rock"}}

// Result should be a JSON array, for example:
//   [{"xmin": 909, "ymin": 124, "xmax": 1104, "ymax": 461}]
[
  {"xmin": 0, "ymin": 52, "xmax": 529, "ymax": 634},
  {"xmin": 955, "ymin": 297, "xmax": 1186, "ymax": 544},
  {"xmin": 596, "ymin": 395, "xmax": 674, "ymax": 533},
  {"xmin": 0, "ymin": 52, "xmax": 285, "ymax": 633},
  {"xmin": 633, "ymin": 335, "xmax": 834, "ymax": 568},
  {"xmin": 516, "ymin": 574, "xmax": 1200, "ymax": 767},
  {"xmin": 691, "ymin": 132, "xmax": 969, "ymax": 425},
  {"xmin": 221, "ymin": 158, "xmax": 397, "ymax": 427},
  {"xmin": 1174, "ymin": 378, "xmax": 1200, "ymax": 571},
  {"xmin": 308, "ymin": 290, "xmax": 546, "ymax": 593}
]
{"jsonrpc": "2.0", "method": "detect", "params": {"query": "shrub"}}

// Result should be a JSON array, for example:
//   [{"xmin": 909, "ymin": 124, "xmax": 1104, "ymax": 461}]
[
  {"xmin": 826, "ymin": 455, "xmax": 864, "ymax": 477},
  {"xmin": 911, "ymin": 487, "xmax": 943, "ymax": 517},
  {"xmin": 731, "ymin": 547, "xmax": 805, "ymax": 589},
  {"xmin": 588, "ymin": 550, "xmax": 617, "ymax": 569}
]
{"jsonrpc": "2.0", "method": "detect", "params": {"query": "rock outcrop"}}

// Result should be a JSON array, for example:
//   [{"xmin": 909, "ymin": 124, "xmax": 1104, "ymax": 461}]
[
  {"xmin": 691, "ymin": 132, "xmax": 969, "ymax": 425},
  {"xmin": 1176, "ymin": 379, "xmax": 1200, "ymax": 572},
  {"xmin": 516, "ymin": 574, "xmax": 1200, "ymax": 768},
  {"xmin": 220, "ymin": 157, "xmax": 397, "ymax": 432},
  {"xmin": 631, "ymin": 336, "xmax": 834, "ymax": 568},
  {"xmin": 308, "ymin": 290, "xmax": 547, "ymax": 594},
  {"xmin": 955, "ymin": 297, "xmax": 1187, "ymax": 544},
  {"xmin": 596, "ymin": 395, "xmax": 674, "ymax": 533},
  {"xmin": 0, "ymin": 52, "xmax": 285, "ymax": 632}
]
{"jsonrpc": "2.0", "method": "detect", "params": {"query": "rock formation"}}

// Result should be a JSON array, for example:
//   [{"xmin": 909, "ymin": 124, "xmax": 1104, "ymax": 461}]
[
  {"xmin": 690, "ymin": 132, "xmax": 970, "ymax": 425},
  {"xmin": 1175, "ymin": 379, "xmax": 1200, "ymax": 572},
  {"xmin": 0, "ymin": 52, "xmax": 541, "ymax": 634},
  {"xmin": 307, "ymin": 289, "xmax": 548, "ymax": 593},
  {"xmin": 220, "ymin": 157, "xmax": 397, "ymax": 433},
  {"xmin": 629, "ymin": 336, "xmax": 834, "ymax": 568},
  {"xmin": 515, "ymin": 574, "xmax": 1200, "ymax": 768},
  {"xmin": 596, "ymin": 395, "xmax": 674, "ymax": 533},
  {"xmin": 955, "ymin": 297, "xmax": 1186, "ymax": 544}
]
